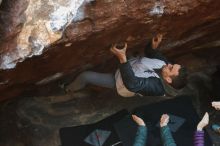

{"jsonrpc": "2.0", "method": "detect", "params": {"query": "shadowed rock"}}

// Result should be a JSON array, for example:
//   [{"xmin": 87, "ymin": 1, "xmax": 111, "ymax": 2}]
[{"xmin": 0, "ymin": 0, "xmax": 220, "ymax": 100}]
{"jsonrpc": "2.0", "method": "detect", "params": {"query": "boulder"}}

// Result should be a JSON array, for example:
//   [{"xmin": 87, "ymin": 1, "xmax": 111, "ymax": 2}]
[{"xmin": 0, "ymin": 0, "xmax": 220, "ymax": 100}]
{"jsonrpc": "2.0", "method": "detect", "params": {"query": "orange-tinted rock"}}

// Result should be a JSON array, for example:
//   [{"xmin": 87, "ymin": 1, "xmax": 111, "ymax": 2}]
[{"xmin": 0, "ymin": 0, "xmax": 220, "ymax": 101}]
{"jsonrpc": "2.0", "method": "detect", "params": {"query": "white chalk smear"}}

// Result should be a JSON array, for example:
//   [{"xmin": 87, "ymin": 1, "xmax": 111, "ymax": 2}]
[{"xmin": 149, "ymin": 2, "xmax": 165, "ymax": 16}]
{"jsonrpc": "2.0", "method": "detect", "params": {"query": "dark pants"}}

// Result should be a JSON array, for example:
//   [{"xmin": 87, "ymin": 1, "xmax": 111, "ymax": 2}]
[{"xmin": 66, "ymin": 71, "xmax": 115, "ymax": 92}]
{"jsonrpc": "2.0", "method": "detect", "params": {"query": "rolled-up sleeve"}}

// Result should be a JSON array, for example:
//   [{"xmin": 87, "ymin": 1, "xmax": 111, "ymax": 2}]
[{"xmin": 194, "ymin": 130, "xmax": 204, "ymax": 146}]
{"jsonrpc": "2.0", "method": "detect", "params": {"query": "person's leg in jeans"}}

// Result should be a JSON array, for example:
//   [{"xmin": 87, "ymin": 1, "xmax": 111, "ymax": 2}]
[{"xmin": 66, "ymin": 71, "xmax": 115, "ymax": 92}]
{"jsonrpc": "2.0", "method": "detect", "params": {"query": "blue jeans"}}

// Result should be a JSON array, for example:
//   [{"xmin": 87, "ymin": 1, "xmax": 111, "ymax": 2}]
[{"xmin": 66, "ymin": 71, "xmax": 115, "ymax": 92}]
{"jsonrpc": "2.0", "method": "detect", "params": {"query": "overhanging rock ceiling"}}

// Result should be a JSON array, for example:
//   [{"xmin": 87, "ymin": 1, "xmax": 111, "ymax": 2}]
[{"xmin": 0, "ymin": 0, "xmax": 220, "ymax": 101}]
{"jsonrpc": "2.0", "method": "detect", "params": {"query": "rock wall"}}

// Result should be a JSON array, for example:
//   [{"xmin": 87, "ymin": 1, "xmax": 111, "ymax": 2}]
[{"xmin": 0, "ymin": 0, "xmax": 220, "ymax": 101}]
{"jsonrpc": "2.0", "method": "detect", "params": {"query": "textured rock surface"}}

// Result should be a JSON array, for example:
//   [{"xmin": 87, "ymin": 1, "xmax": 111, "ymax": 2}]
[
  {"xmin": 0, "ymin": 80, "xmax": 219, "ymax": 146},
  {"xmin": 1, "ymin": 1, "xmax": 220, "ymax": 145},
  {"xmin": 0, "ymin": 89, "xmax": 175, "ymax": 146},
  {"xmin": 0, "ymin": 0, "xmax": 220, "ymax": 100}
]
